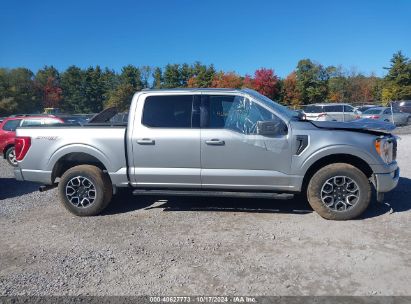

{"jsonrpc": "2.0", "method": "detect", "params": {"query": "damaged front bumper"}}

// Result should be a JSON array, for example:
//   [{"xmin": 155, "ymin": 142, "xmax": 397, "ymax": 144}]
[{"xmin": 372, "ymin": 167, "xmax": 400, "ymax": 193}]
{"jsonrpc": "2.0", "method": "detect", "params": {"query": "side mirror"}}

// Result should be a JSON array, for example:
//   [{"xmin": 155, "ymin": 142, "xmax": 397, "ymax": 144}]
[{"xmin": 256, "ymin": 120, "xmax": 284, "ymax": 136}]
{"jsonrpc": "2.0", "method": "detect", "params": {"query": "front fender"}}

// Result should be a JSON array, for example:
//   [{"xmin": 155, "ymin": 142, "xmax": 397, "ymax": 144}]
[{"xmin": 295, "ymin": 144, "xmax": 381, "ymax": 175}]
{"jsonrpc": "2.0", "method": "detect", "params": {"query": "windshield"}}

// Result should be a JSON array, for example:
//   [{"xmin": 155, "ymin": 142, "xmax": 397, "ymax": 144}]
[
  {"xmin": 244, "ymin": 89, "xmax": 298, "ymax": 120},
  {"xmin": 363, "ymin": 108, "xmax": 383, "ymax": 114}
]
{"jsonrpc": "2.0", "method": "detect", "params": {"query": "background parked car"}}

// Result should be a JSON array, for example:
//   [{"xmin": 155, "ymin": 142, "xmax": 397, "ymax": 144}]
[
  {"xmin": 0, "ymin": 115, "xmax": 64, "ymax": 166},
  {"xmin": 302, "ymin": 103, "xmax": 358, "ymax": 121},
  {"xmin": 361, "ymin": 107, "xmax": 411, "ymax": 126},
  {"xmin": 396, "ymin": 100, "xmax": 411, "ymax": 114},
  {"xmin": 57, "ymin": 115, "xmax": 89, "ymax": 125},
  {"xmin": 354, "ymin": 104, "xmax": 379, "ymax": 114}
]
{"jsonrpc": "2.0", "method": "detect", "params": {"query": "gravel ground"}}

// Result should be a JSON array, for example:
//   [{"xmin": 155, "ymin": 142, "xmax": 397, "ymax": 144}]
[
  {"xmin": 393, "ymin": 123, "xmax": 411, "ymax": 135},
  {"xmin": 0, "ymin": 136, "xmax": 411, "ymax": 296}
]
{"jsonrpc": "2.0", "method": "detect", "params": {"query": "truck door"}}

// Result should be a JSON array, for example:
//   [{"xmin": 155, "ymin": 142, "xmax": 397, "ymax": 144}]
[
  {"xmin": 130, "ymin": 94, "xmax": 201, "ymax": 187},
  {"xmin": 200, "ymin": 94, "xmax": 292, "ymax": 190}
]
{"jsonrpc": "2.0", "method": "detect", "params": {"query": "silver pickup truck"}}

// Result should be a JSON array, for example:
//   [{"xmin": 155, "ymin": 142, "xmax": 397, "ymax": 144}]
[{"xmin": 14, "ymin": 88, "xmax": 399, "ymax": 220}]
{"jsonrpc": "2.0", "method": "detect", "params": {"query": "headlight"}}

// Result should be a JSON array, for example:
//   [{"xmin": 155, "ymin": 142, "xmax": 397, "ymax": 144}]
[{"xmin": 374, "ymin": 137, "xmax": 395, "ymax": 164}]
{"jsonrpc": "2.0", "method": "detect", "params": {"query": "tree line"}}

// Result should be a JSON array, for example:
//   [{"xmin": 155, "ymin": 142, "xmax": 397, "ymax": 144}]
[{"xmin": 0, "ymin": 51, "xmax": 410, "ymax": 115}]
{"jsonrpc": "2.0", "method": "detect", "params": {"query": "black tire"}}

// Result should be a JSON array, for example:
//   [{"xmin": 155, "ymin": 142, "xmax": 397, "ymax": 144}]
[
  {"xmin": 5, "ymin": 146, "xmax": 17, "ymax": 167},
  {"xmin": 58, "ymin": 165, "xmax": 112, "ymax": 216},
  {"xmin": 307, "ymin": 163, "xmax": 371, "ymax": 220}
]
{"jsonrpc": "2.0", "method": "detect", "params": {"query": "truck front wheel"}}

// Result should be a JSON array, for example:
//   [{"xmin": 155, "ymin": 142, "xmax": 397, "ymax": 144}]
[
  {"xmin": 307, "ymin": 163, "xmax": 371, "ymax": 220},
  {"xmin": 58, "ymin": 165, "xmax": 113, "ymax": 216}
]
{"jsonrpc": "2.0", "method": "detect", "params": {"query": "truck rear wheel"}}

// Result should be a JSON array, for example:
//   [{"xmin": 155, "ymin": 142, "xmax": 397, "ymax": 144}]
[
  {"xmin": 307, "ymin": 163, "xmax": 371, "ymax": 220},
  {"xmin": 58, "ymin": 165, "xmax": 112, "ymax": 216}
]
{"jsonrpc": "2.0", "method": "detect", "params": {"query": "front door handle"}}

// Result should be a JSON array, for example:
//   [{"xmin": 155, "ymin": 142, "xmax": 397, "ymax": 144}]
[
  {"xmin": 205, "ymin": 139, "xmax": 225, "ymax": 146},
  {"xmin": 137, "ymin": 138, "xmax": 155, "ymax": 145}
]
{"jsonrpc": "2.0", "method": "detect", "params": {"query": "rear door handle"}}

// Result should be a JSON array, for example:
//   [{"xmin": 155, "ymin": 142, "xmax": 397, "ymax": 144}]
[
  {"xmin": 205, "ymin": 139, "xmax": 225, "ymax": 145},
  {"xmin": 137, "ymin": 138, "xmax": 155, "ymax": 145}
]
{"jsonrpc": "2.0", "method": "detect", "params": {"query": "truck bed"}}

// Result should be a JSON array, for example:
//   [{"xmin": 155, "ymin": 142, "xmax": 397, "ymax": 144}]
[{"xmin": 15, "ymin": 124, "xmax": 128, "ymax": 186}]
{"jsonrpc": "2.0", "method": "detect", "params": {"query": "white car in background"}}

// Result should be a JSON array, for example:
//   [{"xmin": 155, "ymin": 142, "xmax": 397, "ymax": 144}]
[
  {"xmin": 302, "ymin": 103, "xmax": 359, "ymax": 122},
  {"xmin": 361, "ymin": 107, "xmax": 411, "ymax": 126}
]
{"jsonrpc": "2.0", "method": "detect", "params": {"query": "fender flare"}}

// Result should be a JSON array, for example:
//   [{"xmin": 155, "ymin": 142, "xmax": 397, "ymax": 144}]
[
  {"xmin": 47, "ymin": 144, "xmax": 113, "ymax": 173},
  {"xmin": 299, "ymin": 144, "xmax": 378, "ymax": 175}
]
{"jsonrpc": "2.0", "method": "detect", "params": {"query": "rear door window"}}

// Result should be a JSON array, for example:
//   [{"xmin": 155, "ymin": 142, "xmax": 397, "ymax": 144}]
[
  {"xmin": 2, "ymin": 119, "xmax": 22, "ymax": 131},
  {"xmin": 142, "ymin": 95, "xmax": 194, "ymax": 128}
]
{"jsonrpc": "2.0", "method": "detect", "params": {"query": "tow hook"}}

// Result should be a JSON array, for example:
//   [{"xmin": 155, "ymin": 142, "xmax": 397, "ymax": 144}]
[
  {"xmin": 376, "ymin": 192, "xmax": 385, "ymax": 203},
  {"xmin": 39, "ymin": 184, "xmax": 57, "ymax": 192}
]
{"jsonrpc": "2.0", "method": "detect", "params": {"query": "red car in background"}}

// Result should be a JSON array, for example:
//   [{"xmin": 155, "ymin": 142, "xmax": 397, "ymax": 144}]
[{"xmin": 0, "ymin": 115, "xmax": 64, "ymax": 166}]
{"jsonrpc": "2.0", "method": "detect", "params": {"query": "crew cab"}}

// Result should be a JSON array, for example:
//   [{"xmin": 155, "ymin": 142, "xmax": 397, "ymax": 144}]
[
  {"xmin": 0, "ymin": 115, "xmax": 64, "ymax": 166},
  {"xmin": 14, "ymin": 89, "xmax": 399, "ymax": 220}
]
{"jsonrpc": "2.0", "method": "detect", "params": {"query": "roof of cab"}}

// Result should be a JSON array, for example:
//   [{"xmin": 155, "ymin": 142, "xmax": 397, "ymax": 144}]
[{"xmin": 141, "ymin": 88, "xmax": 248, "ymax": 93}]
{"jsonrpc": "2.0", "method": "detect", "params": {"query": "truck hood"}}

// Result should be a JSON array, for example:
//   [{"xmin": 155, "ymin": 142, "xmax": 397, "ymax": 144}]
[{"xmin": 310, "ymin": 119, "xmax": 396, "ymax": 135}]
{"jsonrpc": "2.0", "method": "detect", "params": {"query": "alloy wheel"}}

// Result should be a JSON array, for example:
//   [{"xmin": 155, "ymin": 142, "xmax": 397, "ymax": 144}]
[
  {"xmin": 320, "ymin": 176, "xmax": 360, "ymax": 211},
  {"xmin": 65, "ymin": 176, "xmax": 97, "ymax": 208}
]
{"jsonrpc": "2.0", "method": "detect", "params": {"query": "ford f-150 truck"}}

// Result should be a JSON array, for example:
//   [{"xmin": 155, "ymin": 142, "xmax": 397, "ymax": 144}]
[{"xmin": 14, "ymin": 88, "xmax": 399, "ymax": 220}]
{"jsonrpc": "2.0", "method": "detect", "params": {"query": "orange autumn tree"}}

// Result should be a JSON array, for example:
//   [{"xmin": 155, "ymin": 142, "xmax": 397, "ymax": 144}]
[
  {"xmin": 242, "ymin": 75, "xmax": 254, "ymax": 89},
  {"xmin": 211, "ymin": 72, "xmax": 243, "ymax": 88},
  {"xmin": 282, "ymin": 72, "xmax": 301, "ymax": 108}
]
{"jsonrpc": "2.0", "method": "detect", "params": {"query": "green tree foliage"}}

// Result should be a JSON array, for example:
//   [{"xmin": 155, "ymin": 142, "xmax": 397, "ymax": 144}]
[
  {"xmin": 295, "ymin": 59, "xmax": 330, "ymax": 104},
  {"xmin": 82, "ymin": 66, "xmax": 104, "ymax": 113},
  {"xmin": 382, "ymin": 51, "xmax": 411, "ymax": 104},
  {"xmin": 180, "ymin": 63, "xmax": 193, "ymax": 87},
  {"xmin": 61, "ymin": 66, "xmax": 118, "ymax": 113},
  {"xmin": 0, "ymin": 68, "xmax": 41, "ymax": 115},
  {"xmin": 152, "ymin": 67, "xmax": 163, "ymax": 89},
  {"xmin": 2, "ymin": 54, "xmax": 411, "ymax": 115},
  {"xmin": 106, "ymin": 65, "xmax": 143, "ymax": 111},
  {"xmin": 60, "ymin": 66, "xmax": 85, "ymax": 112},
  {"xmin": 327, "ymin": 67, "xmax": 380, "ymax": 103},
  {"xmin": 105, "ymin": 83, "xmax": 135, "ymax": 111},
  {"xmin": 139, "ymin": 66, "xmax": 152, "ymax": 89},
  {"xmin": 163, "ymin": 64, "xmax": 182, "ymax": 88},
  {"xmin": 35, "ymin": 66, "xmax": 62, "ymax": 109},
  {"xmin": 187, "ymin": 62, "xmax": 216, "ymax": 88},
  {"xmin": 35, "ymin": 65, "xmax": 60, "ymax": 87}
]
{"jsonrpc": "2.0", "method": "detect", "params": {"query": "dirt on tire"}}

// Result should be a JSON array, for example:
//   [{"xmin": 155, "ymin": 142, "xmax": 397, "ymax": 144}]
[{"xmin": 307, "ymin": 163, "xmax": 371, "ymax": 220}]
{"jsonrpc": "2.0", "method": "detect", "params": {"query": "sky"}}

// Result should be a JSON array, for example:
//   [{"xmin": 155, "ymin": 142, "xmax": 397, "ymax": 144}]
[{"xmin": 0, "ymin": 0, "xmax": 410, "ymax": 78}]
